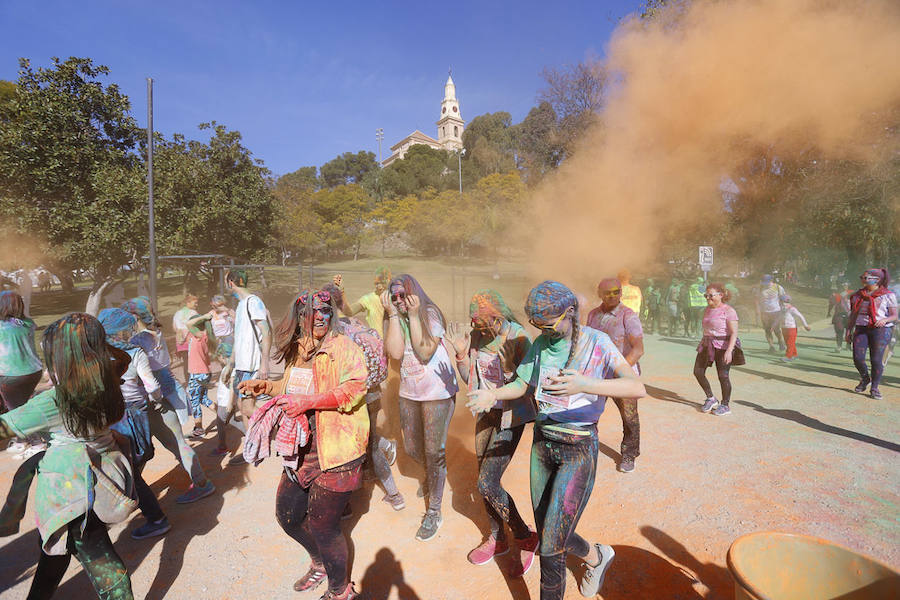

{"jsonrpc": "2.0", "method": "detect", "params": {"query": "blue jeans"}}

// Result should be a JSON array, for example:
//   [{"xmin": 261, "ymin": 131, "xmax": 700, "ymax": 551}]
[
  {"xmin": 852, "ymin": 326, "xmax": 892, "ymax": 390},
  {"xmin": 187, "ymin": 373, "xmax": 213, "ymax": 420},
  {"xmin": 531, "ymin": 423, "xmax": 597, "ymax": 600}
]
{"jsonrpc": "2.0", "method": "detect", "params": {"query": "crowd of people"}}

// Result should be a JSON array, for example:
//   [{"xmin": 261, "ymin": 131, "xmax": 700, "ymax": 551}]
[{"xmin": 0, "ymin": 264, "xmax": 895, "ymax": 600}]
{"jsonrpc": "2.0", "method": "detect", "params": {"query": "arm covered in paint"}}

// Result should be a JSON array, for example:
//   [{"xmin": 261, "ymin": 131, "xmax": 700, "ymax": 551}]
[
  {"xmin": 465, "ymin": 378, "xmax": 527, "ymax": 412},
  {"xmin": 275, "ymin": 338, "xmax": 368, "ymax": 417}
]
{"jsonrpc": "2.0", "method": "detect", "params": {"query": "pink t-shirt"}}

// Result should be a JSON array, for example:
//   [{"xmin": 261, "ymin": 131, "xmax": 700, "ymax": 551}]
[
  {"xmin": 702, "ymin": 304, "xmax": 739, "ymax": 349},
  {"xmin": 188, "ymin": 331, "xmax": 211, "ymax": 374}
]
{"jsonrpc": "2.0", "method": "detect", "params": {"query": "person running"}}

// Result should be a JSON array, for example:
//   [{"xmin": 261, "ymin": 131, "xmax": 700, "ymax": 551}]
[
  {"xmin": 466, "ymin": 281, "xmax": 644, "ymax": 600},
  {"xmin": 827, "ymin": 283, "xmax": 852, "ymax": 352},
  {"xmin": 381, "ymin": 274, "xmax": 459, "ymax": 541},
  {"xmin": 665, "ymin": 279, "xmax": 683, "ymax": 336},
  {"xmin": 641, "ymin": 278, "xmax": 663, "ymax": 335},
  {"xmin": 694, "ymin": 283, "xmax": 743, "ymax": 416},
  {"xmin": 587, "ymin": 278, "xmax": 644, "ymax": 473},
  {"xmin": 0, "ymin": 291, "xmax": 45, "ymax": 459},
  {"xmin": 122, "ymin": 297, "xmax": 215, "ymax": 503},
  {"xmin": 779, "ymin": 295, "xmax": 810, "ymax": 362},
  {"xmin": 322, "ymin": 282, "xmax": 404, "ymax": 512},
  {"xmin": 847, "ymin": 268, "xmax": 898, "ymax": 399},
  {"xmin": 445, "ymin": 290, "xmax": 539, "ymax": 575},
  {"xmin": 221, "ymin": 270, "xmax": 271, "ymax": 466},
  {"xmin": 617, "ymin": 269, "xmax": 642, "ymax": 315},
  {"xmin": 687, "ymin": 277, "xmax": 707, "ymax": 337},
  {"xmin": 0, "ymin": 313, "xmax": 138, "ymax": 600},
  {"xmin": 173, "ymin": 293, "xmax": 199, "ymax": 381},
  {"xmin": 754, "ymin": 274, "xmax": 786, "ymax": 353},
  {"xmin": 333, "ymin": 267, "xmax": 391, "ymax": 336},
  {"xmin": 239, "ymin": 289, "xmax": 368, "ymax": 600},
  {"xmin": 98, "ymin": 308, "xmax": 173, "ymax": 541}
]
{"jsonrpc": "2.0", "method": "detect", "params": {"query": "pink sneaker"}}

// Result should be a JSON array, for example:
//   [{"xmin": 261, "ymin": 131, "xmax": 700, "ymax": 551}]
[
  {"xmin": 511, "ymin": 530, "xmax": 540, "ymax": 577},
  {"xmin": 467, "ymin": 535, "xmax": 510, "ymax": 565}
]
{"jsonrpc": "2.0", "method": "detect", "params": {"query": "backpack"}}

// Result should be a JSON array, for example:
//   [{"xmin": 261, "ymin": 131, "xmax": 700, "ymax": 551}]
[{"xmin": 339, "ymin": 317, "xmax": 388, "ymax": 390}]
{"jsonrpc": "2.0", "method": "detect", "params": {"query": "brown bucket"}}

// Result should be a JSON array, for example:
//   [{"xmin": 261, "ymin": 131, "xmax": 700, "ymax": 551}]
[{"xmin": 727, "ymin": 532, "xmax": 899, "ymax": 600}]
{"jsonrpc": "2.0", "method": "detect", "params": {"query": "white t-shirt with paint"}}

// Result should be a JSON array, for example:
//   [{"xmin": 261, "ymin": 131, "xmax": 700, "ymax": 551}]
[
  {"xmin": 398, "ymin": 310, "xmax": 459, "ymax": 401},
  {"xmin": 855, "ymin": 292, "xmax": 898, "ymax": 328},
  {"xmin": 233, "ymin": 294, "xmax": 268, "ymax": 372}
]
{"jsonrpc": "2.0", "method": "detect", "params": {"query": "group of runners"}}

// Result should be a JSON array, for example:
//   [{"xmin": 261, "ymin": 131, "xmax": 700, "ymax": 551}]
[{"xmin": 0, "ymin": 264, "xmax": 895, "ymax": 600}]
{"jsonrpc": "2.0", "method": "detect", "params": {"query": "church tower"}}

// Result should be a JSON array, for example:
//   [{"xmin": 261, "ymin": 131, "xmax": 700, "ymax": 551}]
[{"xmin": 436, "ymin": 72, "xmax": 464, "ymax": 151}]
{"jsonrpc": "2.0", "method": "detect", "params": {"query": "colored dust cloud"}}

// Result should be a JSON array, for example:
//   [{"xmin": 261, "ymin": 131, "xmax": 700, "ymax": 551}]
[{"xmin": 527, "ymin": 0, "xmax": 900, "ymax": 289}]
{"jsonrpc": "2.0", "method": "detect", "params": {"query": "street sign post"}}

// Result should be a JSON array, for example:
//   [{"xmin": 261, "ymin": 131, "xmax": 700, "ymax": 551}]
[{"xmin": 699, "ymin": 246, "xmax": 714, "ymax": 280}]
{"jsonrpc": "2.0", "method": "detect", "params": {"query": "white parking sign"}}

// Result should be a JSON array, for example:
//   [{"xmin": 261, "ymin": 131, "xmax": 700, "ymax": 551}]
[{"xmin": 699, "ymin": 246, "xmax": 714, "ymax": 271}]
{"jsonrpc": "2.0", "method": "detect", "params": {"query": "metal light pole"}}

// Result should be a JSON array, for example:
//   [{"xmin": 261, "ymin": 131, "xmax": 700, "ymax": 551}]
[
  {"xmin": 376, "ymin": 128, "xmax": 385, "ymax": 256},
  {"xmin": 147, "ymin": 78, "xmax": 158, "ymax": 313},
  {"xmin": 457, "ymin": 147, "xmax": 466, "ymax": 199}
]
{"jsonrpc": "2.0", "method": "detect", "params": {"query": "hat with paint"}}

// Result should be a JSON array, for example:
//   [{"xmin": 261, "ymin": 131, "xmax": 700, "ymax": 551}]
[
  {"xmin": 525, "ymin": 281, "xmax": 577, "ymax": 321},
  {"xmin": 121, "ymin": 296, "xmax": 156, "ymax": 327}
]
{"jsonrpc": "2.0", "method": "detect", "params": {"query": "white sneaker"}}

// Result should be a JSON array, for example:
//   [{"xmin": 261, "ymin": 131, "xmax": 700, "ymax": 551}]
[
  {"xmin": 6, "ymin": 441, "xmax": 26, "ymax": 454},
  {"xmin": 18, "ymin": 444, "xmax": 47, "ymax": 460}
]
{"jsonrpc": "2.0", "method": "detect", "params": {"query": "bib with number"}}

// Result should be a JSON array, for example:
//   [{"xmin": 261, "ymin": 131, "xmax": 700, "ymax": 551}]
[
  {"xmin": 285, "ymin": 367, "xmax": 315, "ymax": 395},
  {"xmin": 536, "ymin": 364, "xmax": 572, "ymax": 412},
  {"xmin": 401, "ymin": 346, "xmax": 426, "ymax": 379}
]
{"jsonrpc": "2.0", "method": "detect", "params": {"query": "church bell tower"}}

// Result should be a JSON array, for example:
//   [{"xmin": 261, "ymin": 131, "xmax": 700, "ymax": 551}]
[{"xmin": 437, "ymin": 71, "xmax": 464, "ymax": 151}]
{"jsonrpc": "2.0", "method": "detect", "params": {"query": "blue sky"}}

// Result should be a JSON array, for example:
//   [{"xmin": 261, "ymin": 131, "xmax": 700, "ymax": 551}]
[{"xmin": 1, "ymin": 0, "xmax": 641, "ymax": 176}]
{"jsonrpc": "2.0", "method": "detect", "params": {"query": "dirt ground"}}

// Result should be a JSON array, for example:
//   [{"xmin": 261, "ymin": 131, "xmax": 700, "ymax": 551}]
[{"xmin": 1, "ymin": 299, "xmax": 898, "ymax": 599}]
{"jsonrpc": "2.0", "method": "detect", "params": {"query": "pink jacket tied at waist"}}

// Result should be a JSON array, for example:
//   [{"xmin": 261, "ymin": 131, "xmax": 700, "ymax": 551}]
[{"xmin": 243, "ymin": 397, "xmax": 310, "ymax": 467}]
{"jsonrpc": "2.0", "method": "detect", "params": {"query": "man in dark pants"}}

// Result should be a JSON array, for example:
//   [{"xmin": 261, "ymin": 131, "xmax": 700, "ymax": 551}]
[{"xmin": 586, "ymin": 278, "xmax": 644, "ymax": 473}]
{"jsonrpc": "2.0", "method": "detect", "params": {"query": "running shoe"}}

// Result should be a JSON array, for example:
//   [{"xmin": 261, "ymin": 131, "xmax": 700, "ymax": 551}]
[
  {"xmin": 700, "ymin": 397, "xmax": 719, "ymax": 413},
  {"xmin": 18, "ymin": 444, "xmax": 46, "ymax": 460},
  {"xmin": 176, "ymin": 480, "xmax": 216, "ymax": 504},
  {"xmin": 578, "ymin": 543, "xmax": 615, "ymax": 597},
  {"xmin": 854, "ymin": 378, "xmax": 870, "ymax": 393},
  {"xmin": 131, "ymin": 517, "xmax": 171, "ymax": 540},
  {"xmin": 383, "ymin": 438, "xmax": 398, "ymax": 466},
  {"xmin": 293, "ymin": 563, "xmax": 327, "ymax": 592},
  {"xmin": 712, "ymin": 404, "xmax": 731, "ymax": 416},
  {"xmin": 319, "ymin": 582, "xmax": 360, "ymax": 600},
  {"xmin": 511, "ymin": 530, "xmax": 539, "ymax": 577},
  {"xmin": 382, "ymin": 492, "xmax": 406, "ymax": 511},
  {"xmin": 415, "ymin": 512, "xmax": 442, "ymax": 541},
  {"xmin": 5, "ymin": 441, "xmax": 26, "ymax": 454},
  {"xmin": 871, "ymin": 388, "xmax": 883, "ymax": 400},
  {"xmin": 467, "ymin": 535, "xmax": 510, "ymax": 565},
  {"xmin": 618, "ymin": 457, "xmax": 636, "ymax": 473}
]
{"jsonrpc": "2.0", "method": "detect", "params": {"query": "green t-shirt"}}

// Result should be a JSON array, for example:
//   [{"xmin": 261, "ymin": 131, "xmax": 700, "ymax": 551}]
[{"xmin": 0, "ymin": 318, "xmax": 43, "ymax": 376}]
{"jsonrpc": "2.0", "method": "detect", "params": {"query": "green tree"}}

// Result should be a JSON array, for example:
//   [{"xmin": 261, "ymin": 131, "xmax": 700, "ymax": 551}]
[
  {"xmin": 273, "ymin": 166, "xmax": 322, "ymax": 261},
  {"xmin": 462, "ymin": 112, "xmax": 518, "ymax": 179},
  {"xmin": 468, "ymin": 173, "xmax": 527, "ymax": 259},
  {"xmin": 320, "ymin": 151, "xmax": 378, "ymax": 188},
  {"xmin": 514, "ymin": 102, "xmax": 563, "ymax": 183},
  {"xmin": 314, "ymin": 184, "xmax": 374, "ymax": 260},
  {"xmin": 0, "ymin": 57, "xmax": 143, "ymax": 290},
  {"xmin": 380, "ymin": 144, "xmax": 455, "ymax": 198},
  {"xmin": 538, "ymin": 59, "xmax": 606, "ymax": 157}
]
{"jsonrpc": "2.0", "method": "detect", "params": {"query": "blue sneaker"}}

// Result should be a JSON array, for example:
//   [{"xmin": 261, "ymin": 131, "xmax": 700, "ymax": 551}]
[
  {"xmin": 713, "ymin": 404, "xmax": 731, "ymax": 416},
  {"xmin": 176, "ymin": 480, "xmax": 215, "ymax": 504},
  {"xmin": 131, "ymin": 517, "xmax": 171, "ymax": 540}
]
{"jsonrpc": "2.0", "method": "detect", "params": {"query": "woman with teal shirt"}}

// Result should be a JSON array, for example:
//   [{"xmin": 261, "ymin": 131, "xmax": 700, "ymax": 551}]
[{"xmin": 467, "ymin": 281, "xmax": 645, "ymax": 600}]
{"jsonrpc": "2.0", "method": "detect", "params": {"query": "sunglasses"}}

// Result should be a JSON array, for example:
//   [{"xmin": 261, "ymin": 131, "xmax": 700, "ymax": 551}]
[
  {"xmin": 704, "ymin": 293, "xmax": 721, "ymax": 299},
  {"xmin": 391, "ymin": 292, "xmax": 407, "ymax": 302},
  {"xmin": 529, "ymin": 310, "xmax": 568, "ymax": 332}
]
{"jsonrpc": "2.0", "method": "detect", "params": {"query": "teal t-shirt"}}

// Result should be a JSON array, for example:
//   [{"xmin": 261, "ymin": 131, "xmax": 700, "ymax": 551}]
[{"xmin": 0, "ymin": 318, "xmax": 43, "ymax": 376}]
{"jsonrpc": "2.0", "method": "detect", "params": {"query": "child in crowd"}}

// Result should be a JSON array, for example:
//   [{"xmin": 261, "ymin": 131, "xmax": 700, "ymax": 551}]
[
  {"xmin": 779, "ymin": 295, "xmax": 810, "ymax": 362},
  {"xmin": 186, "ymin": 314, "xmax": 216, "ymax": 437}
]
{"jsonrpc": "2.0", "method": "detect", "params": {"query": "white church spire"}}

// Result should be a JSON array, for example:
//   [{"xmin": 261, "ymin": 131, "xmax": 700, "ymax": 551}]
[{"xmin": 437, "ymin": 70, "xmax": 464, "ymax": 150}]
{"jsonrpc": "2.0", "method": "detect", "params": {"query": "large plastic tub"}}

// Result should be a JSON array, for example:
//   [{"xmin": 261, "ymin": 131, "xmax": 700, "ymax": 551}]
[{"xmin": 727, "ymin": 532, "xmax": 899, "ymax": 600}]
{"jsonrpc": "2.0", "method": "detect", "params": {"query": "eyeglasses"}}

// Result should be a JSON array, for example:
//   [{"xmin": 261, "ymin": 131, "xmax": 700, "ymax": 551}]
[
  {"xmin": 602, "ymin": 289, "xmax": 621, "ymax": 296},
  {"xmin": 529, "ymin": 311, "xmax": 568, "ymax": 332},
  {"xmin": 704, "ymin": 293, "xmax": 721, "ymax": 299}
]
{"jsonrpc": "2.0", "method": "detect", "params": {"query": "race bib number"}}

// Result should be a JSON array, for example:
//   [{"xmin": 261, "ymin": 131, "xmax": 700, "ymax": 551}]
[
  {"xmin": 285, "ymin": 367, "xmax": 315, "ymax": 395},
  {"xmin": 536, "ymin": 365, "xmax": 572, "ymax": 411},
  {"xmin": 476, "ymin": 351, "xmax": 504, "ymax": 388},
  {"xmin": 401, "ymin": 347, "xmax": 426, "ymax": 379}
]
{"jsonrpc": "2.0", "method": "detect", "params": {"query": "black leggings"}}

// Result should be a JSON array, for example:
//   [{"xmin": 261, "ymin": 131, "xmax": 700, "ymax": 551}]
[
  {"xmin": 275, "ymin": 472, "xmax": 353, "ymax": 595},
  {"xmin": 27, "ymin": 511, "xmax": 133, "ymax": 600},
  {"xmin": 693, "ymin": 349, "xmax": 733, "ymax": 406},
  {"xmin": 474, "ymin": 410, "xmax": 529, "ymax": 542}
]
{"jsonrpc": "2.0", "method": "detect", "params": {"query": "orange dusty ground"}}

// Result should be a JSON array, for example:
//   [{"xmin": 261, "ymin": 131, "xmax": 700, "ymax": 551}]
[{"xmin": 1, "ymin": 321, "xmax": 898, "ymax": 599}]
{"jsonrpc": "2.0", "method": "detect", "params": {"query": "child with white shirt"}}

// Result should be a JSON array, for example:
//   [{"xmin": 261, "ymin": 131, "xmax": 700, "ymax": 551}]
[{"xmin": 779, "ymin": 295, "xmax": 810, "ymax": 362}]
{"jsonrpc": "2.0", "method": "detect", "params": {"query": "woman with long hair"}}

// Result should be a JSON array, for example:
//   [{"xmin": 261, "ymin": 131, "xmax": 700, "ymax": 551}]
[
  {"xmin": 0, "ymin": 313, "xmax": 136, "ymax": 599},
  {"xmin": 239, "ymin": 289, "xmax": 369, "ymax": 600},
  {"xmin": 847, "ymin": 268, "xmax": 898, "ymax": 399},
  {"xmin": 445, "ymin": 290, "xmax": 538, "ymax": 574},
  {"xmin": 381, "ymin": 274, "xmax": 459, "ymax": 542},
  {"xmin": 467, "ymin": 281, "xmax": 644, "ymax": 600},
  {"xmin": 121, "ymin": 297, "xmax": 215, "ymax": 503},
  {"xmin": 694, "ymin": 283, "xmax": 742, "ymax": 416},
  {"xmin": 0, "ymin": 290, "xmax": 45, "ymax": 458}
]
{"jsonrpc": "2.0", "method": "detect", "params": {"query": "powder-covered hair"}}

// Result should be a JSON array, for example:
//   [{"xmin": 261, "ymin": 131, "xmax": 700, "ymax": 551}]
[
  {"xmin": 706, "ymin": 282, "xmax": 731, "ymax": 303},
  {"xmin": 274, "ymin": 289, "xmax": 338, "ymax": 366},
  {"xmin": 0, "ymin": 291, "xmax": 27, "ymax": 322},
  {"xmin": 42, "ymin": 313, "xmax": 126, "ymax": 438},
  {"xmin": 388, "ymin": 274, "xmax": 446, "ymax": 346}
]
